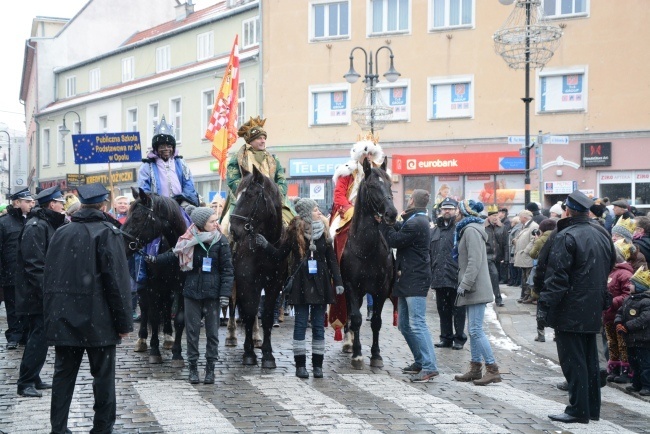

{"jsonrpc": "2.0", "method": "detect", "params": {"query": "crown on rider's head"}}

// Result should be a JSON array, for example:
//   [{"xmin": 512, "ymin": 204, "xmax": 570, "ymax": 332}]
[
  {"xmin": 238, "ymin": 116, "xmax": 267, "ymax": 143},
  {"xmin": 152, "ymin": 115, "xmax": 176, "ymax": 149},
  {"xmin": 350, "ymin": 137, "xmax": 384, "ymax": 166}
]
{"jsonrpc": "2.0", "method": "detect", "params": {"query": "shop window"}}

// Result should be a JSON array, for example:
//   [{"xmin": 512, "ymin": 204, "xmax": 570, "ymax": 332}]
[
  {"xmin": 428, "ymin": 75, "xmax": 474, "ymax": 120},
  {"xmin": 496, "ymin": 174, "xmax": 525, "ymax": 214},
  {"xmin": 311, "ymin": 1, "xmax": 349, "ymax": 40},
  {"xmin": 430, "ymin": 0, "xmax": 474, "ymax": 31},
  {"xmin": 309, "ymin": 84, "xmax": 350, "ymax": 126},
  {"xmin": 377, "ymin": 80, "xmax": 410, "ymax": 122},
  {"xmin": 370, "ymin": 0, "xmax": 410, "ymax": 35},
  {"xmin": 538, "ymin": 67, "xmax": 587, "ymax": 113},
  {"xmin": 465, "ymin": 175, "xmax": 494, "ymax": 204},
  {"xmin": 542, "ymin": 0, "xmax": 588, "ymax": 19}
]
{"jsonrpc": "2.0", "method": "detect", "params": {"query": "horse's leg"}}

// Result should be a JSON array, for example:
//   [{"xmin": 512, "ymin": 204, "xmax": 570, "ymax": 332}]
[
  {"xmin": 162, "ymin": 289, "xmax": 174, "ymax": 350},
  {"xmin": 148, "ymin": 288, "xmax": 163, "ymax": 364},
  {"xmin": 342, "ymin": 279, "xmax": 353, "ymax": 353},
  {"xmin": 240, "ymin": 299, "xmax": 258, "ymax": 365},
  {"xmin": 260, "ymin": 286, "xmax": 277, "ymax": 369},
  {"xmin": 134, "ymin": 288, "xmax": 149, "ymax": 352},
  {"xmin": 225, "ymin": 285, "xmax": 237, "ymax": 347},
  {"xmin": 370, "ymin": 293, "xmax": 386, "ymax": 368},
  {"xmin": 171, "ymin": 295, "xmax": 185, "ymax": 368},
  {"xmin": 252, "ymin": 317, "xmax": 262, "ymax": 349},
  {"xmin": 349, "ymin": 291, "xmax": 364, "ymax": 370}
]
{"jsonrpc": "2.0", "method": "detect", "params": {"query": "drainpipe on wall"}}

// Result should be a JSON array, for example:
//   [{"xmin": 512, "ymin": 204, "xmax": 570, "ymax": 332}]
[{"xmin": 258, "ymin": 0, "xmax": 263, "ymax": 118}]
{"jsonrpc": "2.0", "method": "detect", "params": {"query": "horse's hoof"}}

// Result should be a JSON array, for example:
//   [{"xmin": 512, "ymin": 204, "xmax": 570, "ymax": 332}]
[
  {"xmin": 170, "ymin": 359, "xmax": 185, "ymax": 368},
  {"xmin": 342, "ymin": 344, "xmax": 353, "ymax": 354},
  {"xmin": 261, "ymin": 360, "xmax": 277, "ymax": 369},
  {"xmin": 162, "ymin": 334, "xmax": 174, "ymax": 350},
  {"xmin": 254, "ymin": 339, "xmax": 263, "ymax": 349},
  {"xmin": 351, "ymin": 357, "xmax": 364, "ymax": 370},
  {"xmin": 225, "ymin": 338, "xmax": 237, "ymax": 347},
  {"xmin": 370, "ymin": 358, "xmax": 384, "ymax": 368},
  {"xmin": 134, "ymin": 339, "xmax": 148, "ymax": 352},
  {"xmin": 242, "ymin": 356, "xmax": 257, "ymax": 365},
  {"xmin": 149, "ymin": 355, "xmax": 163, "ymax": 364}
]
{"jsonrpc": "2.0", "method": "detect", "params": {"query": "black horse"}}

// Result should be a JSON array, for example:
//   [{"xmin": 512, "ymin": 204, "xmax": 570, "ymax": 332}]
[
  {"xmin": 228, "ymin": 166, "xmax": 285, "ymax": 368},
  {"xmin": 340, "ymin": 157, "xmax": 397, "ymax": 369},
  {"xmin": 122, "ymin": 187, "xmax": 187, "ymax": 366}
]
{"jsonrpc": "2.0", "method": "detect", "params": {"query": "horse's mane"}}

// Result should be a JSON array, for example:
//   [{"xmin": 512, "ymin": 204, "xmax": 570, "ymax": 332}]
[
  {"xmin": 150, "ymin": 194, "xmax": 187, "ymax": 239},
  {"xmin": 235, "ymin": 168, "xmax": 283, "ymax": 242},
  {"xmin": 350, "ymin": 166, "xmax": 392, "ymax": 232}
]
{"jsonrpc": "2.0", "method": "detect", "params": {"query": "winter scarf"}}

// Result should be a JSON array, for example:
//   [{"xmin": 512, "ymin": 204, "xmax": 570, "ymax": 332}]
[
  {"xmin": 305, "ymin": 219, "xmax": 325, "ymax": 253},
  {"xmin": 172, "ymin": 224, "xmax": 222, "ymax": 271}
]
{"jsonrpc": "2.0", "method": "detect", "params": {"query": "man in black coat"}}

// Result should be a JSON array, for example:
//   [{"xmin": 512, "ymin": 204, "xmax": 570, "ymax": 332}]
[
  {"xmin": 44, "ymin": 183, "xmax": 132, "ymax": 434},
  {"xmin": 498, "ymin": 208, "xmax": 511, "ymax": 283},
  {"xmin": 537, "ymin": 190, "xmax": 615, "ymax": 424},
  {"xmin": 0, "ymin": 188, "xmax": 34, "ymax": 349},
  {"xmin": 15, "ymin": 186, "xmax": 67, "ymax": 398},
  {"xmin": 526, "ymin": 202, "xmax": 545, "ymax": 224},
  {"xmin": 430, "ymin": 197, "xmax": 465, "ymax": 350},
  {"xmin": 485, "ymin": 206, "xmax": 507, "ymax": 307},
  {"xmin": 381, "ymin": 189, "xmax": 439, "ymax": 382},
  {"xmin": 633, "ymin": 216, "xmax": 650, "ymax": 260}
]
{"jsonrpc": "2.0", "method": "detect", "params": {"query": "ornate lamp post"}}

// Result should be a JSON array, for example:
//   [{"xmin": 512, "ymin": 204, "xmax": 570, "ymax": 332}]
[
  {"xmin": 494, "ymin": 0, "xmax": 562, "ymax": 204},
  {"xmin": 344, "ymin": 46, "xmax": 401, "ymax": 134},
  {"xmin": 0, "ymin": 130, "xmax": 10, "ymax": 198},
  {"xmin": 59, "ymin": 111, "xmax": 82, "ymax": 176}
]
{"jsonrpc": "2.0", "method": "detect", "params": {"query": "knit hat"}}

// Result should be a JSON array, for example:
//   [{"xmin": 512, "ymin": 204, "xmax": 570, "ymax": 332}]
[
  {"xmin": 538, "ymin": 218, "xmax": 557, "ymax": 233},
  {"xmin": 549, "ymin": 201, "xmax": 564, "ymax": 216},
  {"xmin": 190, "ymin": 207, "xmax": 215, "ymax": 231},
  {"xmin": 612, "ymin": 217, "xmax": 636, "ymax": 243},
  {"xmin": 64, "ymin": 193, "xmax": 80, "ymax": 212},
  {"xmin": 410, "ymin": 189, "xmax": 430, "ymax": 208},
  {"xmin": 458, "ymin": 199, "xmax": 484, "ymax": 217},
  {"xmin": 590, "ymin": 201, "xmax": 607, "ymax": 219},
  {"xmin": 631, "ymin": 266, "xmax": 650, "ymax": 292},
  {"xmin": 294, "ymin": 198, "xmax": 318, "ymax": 224},
  {"xmin": 525, "ymin": 202, "xmax": 540, "ymax": 212}
]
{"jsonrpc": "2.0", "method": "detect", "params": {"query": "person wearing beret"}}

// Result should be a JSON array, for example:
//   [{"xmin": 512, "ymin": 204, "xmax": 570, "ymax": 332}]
[
  {"xmin": 15, "ymin": 186, "xmax": 67, "ymax": 399},
  {"xmin": 0, "ymin": 188, "xmax": 35, "ymax": 350},
  {"xmin": 538, "ymin": 190, "xmax": 616, "ymax": 424},
  {"xmin": 44, "ymin": 183, "xmax": 133, "ymax": 433},
  {"xmin": 138, "ymin": 115, "xmax": 199, "ymax": 208}
]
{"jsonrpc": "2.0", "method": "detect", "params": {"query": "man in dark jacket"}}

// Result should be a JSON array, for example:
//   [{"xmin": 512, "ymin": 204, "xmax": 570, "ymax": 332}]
[
  {"xmin": 381, "ymin": 189, "xmax": 439, "ymax": 383},
  {"xmin": 0, "ymin": 188, "xmax": 34, "ymax": 349},
  {"xmin": 538, "ymin": 190, "xmax": 616, "ymax": 424},
  {"xmin": 44, "ymin": 183, "xmax": 132, "ymax": 434},
  {"xmin": 498, "ymin": 208, "xmax": 511, "ymax": 283},
  {"xmin": 485, "ymin": 205, "xmax": 507, "ymax": 307},
  {"xmin": 612, "ymin": 199, "xmax": 634, "ymax": 227},
  {"xmin": 15, "ymin": 186, "xmax": 66, "ymax": 398},
  {"xmin": 526, "ymin": 202, "xmax": 545, "ymax": 224},
  {"xmin": 633, "ymin": 216, "xmax": 650, "ymax": 260},
  {"xmin": 430, "ymin": 197, "xmax": 465, "ymax": 350}
]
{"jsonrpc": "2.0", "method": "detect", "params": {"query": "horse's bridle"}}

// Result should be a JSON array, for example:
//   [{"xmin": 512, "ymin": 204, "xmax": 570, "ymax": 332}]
[
  {"xmin": 364, "ymin": 181, "xmax": 393, "ymax": 219},
  {"xmin": 229, "ymin": 184, "xmax": 266, "ymax": 235},
  {"xmin": 121, "ymin": 201, "xmax": 166, "ymax": 251}
]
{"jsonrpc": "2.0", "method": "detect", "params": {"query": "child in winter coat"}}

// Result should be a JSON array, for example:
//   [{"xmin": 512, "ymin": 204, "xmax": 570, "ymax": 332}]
[
  {"xmin": 615, "ymin": 266, "xmax": 650, "ymax": 396},
  {"xmin": 604, "ymin": 240, "xmax": 634, "ymax": 383}
]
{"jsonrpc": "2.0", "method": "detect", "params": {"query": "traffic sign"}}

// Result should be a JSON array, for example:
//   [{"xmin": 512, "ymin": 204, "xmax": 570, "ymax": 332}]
[
  {"xmin": 508, "ymin": 136, "xmax": 536, "ymax": 146},
  {"xmin": 499, "ymin": 156, "xmax": 526, "ymax": 171},
  {"xmin": 542, "ymin": 135, "xmax": 569, "ymax": 145}
]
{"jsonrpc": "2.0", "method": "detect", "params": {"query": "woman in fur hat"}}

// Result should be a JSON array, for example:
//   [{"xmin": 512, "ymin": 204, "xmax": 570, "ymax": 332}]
[{"xmin": 255, "ymin": 198, "xmax": 344, "ymax": 379}]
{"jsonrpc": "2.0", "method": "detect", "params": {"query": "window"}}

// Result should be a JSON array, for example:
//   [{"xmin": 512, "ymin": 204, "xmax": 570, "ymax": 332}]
[
  {"xmin": 537, "ymin": 67, "xmax": 587, "ymax": 113},
  {"xmin": 42, "ymin": 129, "xmax": 50, "ymax": 166},
  {"xmin": 65, "ymin": 76, "xmax": 76, "ymax": 98},
  {"xmin": 99, "ymin": 115, "xmax": 108, "ymax": 133},
  {"xmin": 202, "ymin": 90, "xmax": 215, "ymax": 133},
  {"xmin": 170, "ymin": 98, "xmax": 182, "ymax": 144},
  {"xmin": 311, "ymin": 1, "xmax": 349, "ymax": 40},
  {"xmin": 57, "ymin": 125, "xmax": 65, "ymax": 165},
  {"xmin": 377, "ymin": 80, "xmax": 410, "ymax": 122},
  {"xmin": 430, "ymin": 0, "xmax": 474, "ymax": 30},
  {"xmin": 89, "ymin": 68, "xmax": 101, "ymax": 92},
  {"xmin": 309, "ymin": 84, "xmax": 350, "ymax": 126},
  {"xmin": 122, "ymin": 57, "xmax": 134, "ymax": 82},
  {"xmin": 237, "ymin": 81, "xmax": 246, "ymax": 127},
  {"xmin": 197, "ymin": 31, "xmax": 214, "ymax": 61},
  {"xmin": 543, "ymin": 0, "xmax": 588, "ymax": 18},
  {"xmin": 127, "ymin": 108, "xmax": 138, "ymax": 132},
  {"xmin": 428, "ymin": 75, "xmax": 474, "ymax": 120},
  {"xmin": 242, "ymin": 17, "xmax": 261, "ymax": 48},
  {"xmin": 148, "ymin": 103, "xmax": 159, "ymax": 146},
  {"xmin": 370, "ymin": 0, "xmax": 409, "ymax": 34},
  {"xmin": 156, "ymin": 46, "xmax": 171, "ymax": 73}
]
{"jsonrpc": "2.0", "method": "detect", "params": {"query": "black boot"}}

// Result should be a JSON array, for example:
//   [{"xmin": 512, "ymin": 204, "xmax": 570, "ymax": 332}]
[
  {"xmin": 188, "ymin": 362, "xmax": 200, "ymax": 384},
  {"xmin": 313, "ymin": 354, "xmax": 324, "ymax": 378},
  {"xmin": 366, "ymin": 305, "xmax": 373, "ymax": 322},
  {"xmin": 204, "ymin": 361, "xmax": 215, "ymax": 384},
  {"xmin": 295, "ymin": 355, "xmax": 309, "ymax": 378}
]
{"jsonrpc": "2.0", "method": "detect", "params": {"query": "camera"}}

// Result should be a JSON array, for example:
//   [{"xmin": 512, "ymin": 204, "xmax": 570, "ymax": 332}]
[{"xmin": 532, "ymin": 229, "xmax": 541, "ymax": 236}]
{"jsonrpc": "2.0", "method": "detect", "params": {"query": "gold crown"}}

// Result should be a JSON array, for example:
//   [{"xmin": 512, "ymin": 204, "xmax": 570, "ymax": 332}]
[
  {"xmin": 237, "ymin": 116, "xmax": 267, "ymax": 142},
  {"xmin": 615, "ymin": 239, "xmax": 633, "ymax": 261},
  {"xmin": 487, "ymin": 204, "xmax": 499, "ymax": 215},
  {"xmin": 632, "ymin": 265, "xmax": 650, "ymax": 288},
  {"xmin": 615, "ymin": 216, "xmax": 636, "ymax": 234},
  {"xmin": 63, "ymin": 193, "xmax": 80, "ymax": 212},
  {"xmin": 356, "ymin": 132, "xmax": 379, "ymax": 145}
]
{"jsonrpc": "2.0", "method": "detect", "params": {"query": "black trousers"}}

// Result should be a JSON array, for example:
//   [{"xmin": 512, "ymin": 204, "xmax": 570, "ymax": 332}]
[
  {"xmin": 434, "ymin": 287, "xmax": 467, "ymax": 345},
  {"xmin": 4, "ymin": 285, "xmax": 27, "ymax": 344},
  {"xmin": 17, "ymin": 314, "xmax": 48, "ymax": 390},
  {"xmin": 50, "ymin": 345, "xmax": 116, "ymax": 434},
  {"xmin": 487, "ymin": 260, "xmax": 502, "ymax": 304},
  {"xmin": 555, "ymin": 331, "xmax": 601, "ymax": 419}
]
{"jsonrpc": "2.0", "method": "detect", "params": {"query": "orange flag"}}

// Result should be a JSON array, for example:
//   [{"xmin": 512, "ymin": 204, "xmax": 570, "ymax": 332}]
[{"xmin": 205, "ymin": 35, "xmax": 240, "ymax": 179}]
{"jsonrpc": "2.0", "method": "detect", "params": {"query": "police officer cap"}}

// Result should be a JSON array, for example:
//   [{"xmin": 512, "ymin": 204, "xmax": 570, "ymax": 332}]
[
  {"xmin": 34, "ymin": 186, "xmax": 64, "ymax": 205},
  {"xmin": 9, "ymin": 188, "xmax": 33, "ymax": 201},
  {"xmin": 564, "ymin": 190, "xmax": 592, "ymax": 212},
  {"xmin": 77, "ymin": 183, "xmax": 110, "ymax": 204},
  {"xmin": 439, "ymin": 197, "xmax": 458, "ymax": 209}
]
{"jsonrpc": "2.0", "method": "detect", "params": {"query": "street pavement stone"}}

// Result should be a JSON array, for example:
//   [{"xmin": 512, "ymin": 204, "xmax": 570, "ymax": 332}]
[{"xmin": 1, "ymin": 283, "xmax": 650, "ymax": 433}]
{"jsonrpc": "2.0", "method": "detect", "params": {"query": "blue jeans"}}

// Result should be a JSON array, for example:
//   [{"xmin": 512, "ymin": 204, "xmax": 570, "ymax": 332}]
[
  {"xmin": 467, "ymin": 303, "xmax": 496, "ymax": 364},
  {"xmin": 397, "ymin": 296, "xmax": 438, "ymax": 372},
  {"xmin": 293, "ymin": 304, "xmax": 325, "ymax": 341}
]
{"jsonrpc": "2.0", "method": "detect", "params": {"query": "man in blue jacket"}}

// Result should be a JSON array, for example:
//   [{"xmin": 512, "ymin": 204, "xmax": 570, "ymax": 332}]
[{"xmin": 381, "ymin": 189, "xmax": 439, "ymax": 383}]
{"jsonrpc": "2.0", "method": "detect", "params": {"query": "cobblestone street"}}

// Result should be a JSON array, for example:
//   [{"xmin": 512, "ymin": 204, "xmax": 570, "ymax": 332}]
[{"xmin": 2, "ymin": 284, "xmax": 650, "ymax": 433}]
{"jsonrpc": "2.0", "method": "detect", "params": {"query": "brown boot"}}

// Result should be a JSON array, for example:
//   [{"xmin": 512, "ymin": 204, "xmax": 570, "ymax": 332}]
[
  {"xmin": 473, "ymin": 363, "xmax": 502, "ymax": 386},
  {"xmin": 454, "ymin": 361, "xmax": 483, "ymax": 382}
]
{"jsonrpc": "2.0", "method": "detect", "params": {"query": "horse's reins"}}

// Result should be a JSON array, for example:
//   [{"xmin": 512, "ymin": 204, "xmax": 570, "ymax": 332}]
[
  {"xmin": 364, "ymin": 182, "xmax": 393, "ymax": 220},
  {"xmin": 229, "ymin": 183, "xmax": 280, "ymax": 249},
  {"xmin": 122, "ymin": 201, "xmax": 174, "ymax": 251}
]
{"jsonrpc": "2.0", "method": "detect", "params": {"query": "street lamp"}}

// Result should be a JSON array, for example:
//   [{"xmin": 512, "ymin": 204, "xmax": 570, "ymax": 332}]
[
  {"xmin": 0, "ymin": 130, "xmax": 10, "ymax": 199},
  {"xmin": 493, "ymin": 0, "xmax": 562, "ymax": 205},
  {"xmin": 59, "ymin": 111, "xmax": 82, "ymax": 175},
  {"xmin": 344, "ymin": 46, "xmax": 401, "ymax": 134}
]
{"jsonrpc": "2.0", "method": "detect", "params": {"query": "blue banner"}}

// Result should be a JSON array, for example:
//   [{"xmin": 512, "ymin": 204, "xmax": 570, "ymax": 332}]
[{"xmin": 73, "ymin": 132, "xmax": 143, "ymax": 164}]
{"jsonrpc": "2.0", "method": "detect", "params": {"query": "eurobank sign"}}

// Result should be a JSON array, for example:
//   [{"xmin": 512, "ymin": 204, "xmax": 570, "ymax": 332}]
[{"xmin": 392, "ymin": 152, "xmax": 523, "ymax": 175}]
